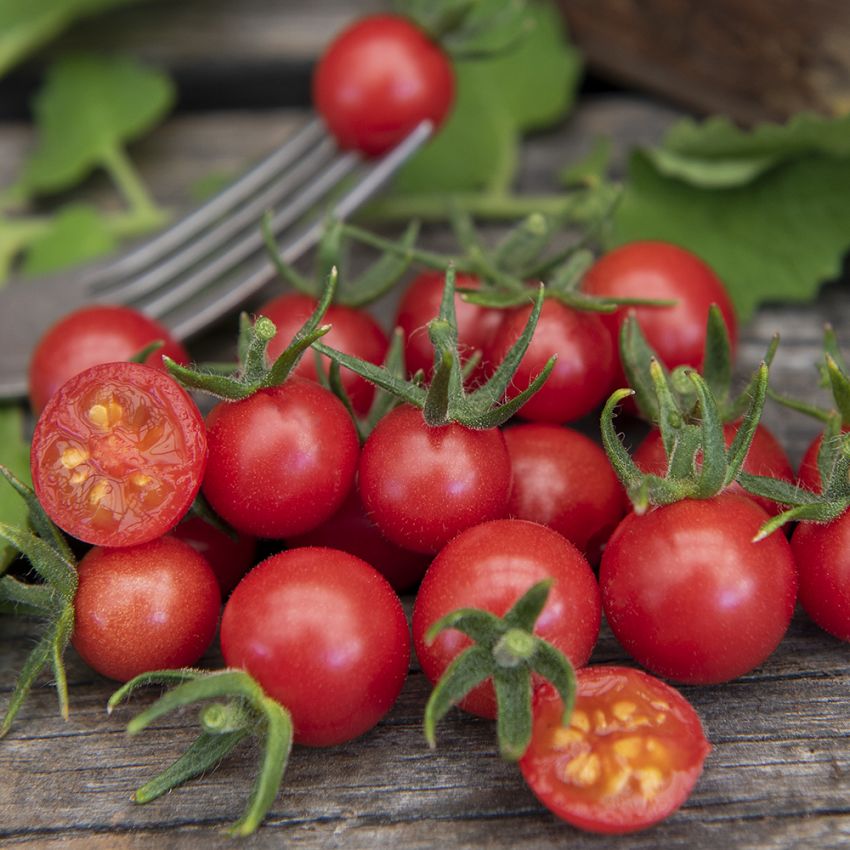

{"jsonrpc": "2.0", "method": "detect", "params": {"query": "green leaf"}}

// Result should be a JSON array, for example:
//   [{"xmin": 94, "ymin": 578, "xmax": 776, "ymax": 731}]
[
  {"xmin": 20, "ymin": 54, "xmax": 174, "ymax": 197},
  {"xmin": 611, "ymin": 150, "xmax": 850, "ymax": 321},
  {"xmin": 21, "ymin": 203, "xmax": 117, "ymax": 276},
  {"xmin": 647, "ymin": 112, "xmax": 850, "ymax": 189},
  {"xmin": 0, "ymin": 0, "xmax": 145, "ymax": 78},
  {"xmin": 0, "ymin": 407, "xmax": 30, "ymax": 573}
]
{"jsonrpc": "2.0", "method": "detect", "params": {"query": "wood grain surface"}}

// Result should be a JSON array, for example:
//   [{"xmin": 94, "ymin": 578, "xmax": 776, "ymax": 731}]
[{"xmin": 1, "ymin": 93, "xmax": 850, "ymax": 848}]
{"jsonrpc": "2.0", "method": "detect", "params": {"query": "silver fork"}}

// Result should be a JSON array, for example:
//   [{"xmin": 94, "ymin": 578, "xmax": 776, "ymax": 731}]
[{"xmin": 0, "ymin": 119, "xmax": 432, "ymax": 400}]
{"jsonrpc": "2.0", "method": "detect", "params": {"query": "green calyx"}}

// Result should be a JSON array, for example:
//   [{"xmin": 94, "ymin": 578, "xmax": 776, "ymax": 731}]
[
  {"xmin": 622, "ymin": 305, "xmax": 777, "ymax": 424},
  {"xmin": 0, "ymin": 465, "xmax": 78, "ymax": 737},
  {"xmin": 601, "ymin": 356, "xmax": 770, "ymax": 514},
  {"xmin": 423, "ymin": 579, "xmax": 576, "ymax": 761},
  {"xmin": 108, "ymin": 668, "xmax": 293, "ymax": 837},
  {"xmin": 165, "ymin": 268, "xmax": 337, "ymax": 401},
  {"xmin": 315, "ymin": 266, "xmax": 555, "ymax": 429}
]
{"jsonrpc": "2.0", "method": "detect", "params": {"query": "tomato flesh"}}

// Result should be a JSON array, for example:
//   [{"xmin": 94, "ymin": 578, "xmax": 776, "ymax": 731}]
[
  {"xmin": 520, "ymin": 668, "xmax": 710, "ymax": 834},
  {"xmin": 31, "ymin": 362, "xmax": 207, "ymax": 547}
]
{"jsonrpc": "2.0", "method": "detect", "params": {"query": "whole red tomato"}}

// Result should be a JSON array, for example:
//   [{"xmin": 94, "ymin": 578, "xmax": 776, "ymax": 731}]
[
  {"xmin": 259, "ymin": 293, "xmax": 388, "ymax": 415},
  {"xmin": 28, "ymin": 304, "xmax": 189, "ymax": 415},
  {"xmin": 220, "ymin": 547, "xmax": 410, "ymax": 746},
  {"xmin": 484, "ymin": 299, "xmax": 616, "ymax": 423},
  {"xmin": 171, "ymin": 516, "xmax": 257, "ymax": 597},
  {"xmin": 520, "ymin": 669, "xmax": 710, "ymax": 834},
  {"xmin": 394, "ymin": 271, "xmax": 503, "ymax": 380},
  {"xmin": 503, "ymin": 423, "xmax": 626, "ymax": 563},
  {"xmin": 202, "ymin": 377, "xmax": 359, "ymax": 538},
  {"xmin": 791, "ymin": 512, "xmax": 850, "ymax": 641},
  {"xmin": 413, "ymin": 519, "xmax": 601, "ymax": 719},
  {"xmin": 358, "ymin": 404, "xmax": 512, "ymax": 554},
  {"xmin": 633, "ymin": 421, "xmax": 795, "ymax": 516},
  {"xmin": 31, "ymin": 361, "xmax": 207, "ymax": 548},
  {"xmin": 582, "ymin": 241, "xmax": 737, "ymax": 384},
  {"xmin": 73, "ymin": 536, "xmax": 221, "ymax": 682},
  {"xmin": 313, "ymin": 14, "xmax": 455, "ymax": 156},
  {"xmin": 600, "ymin": 493, "xmax": 798, "ymax": 684}
]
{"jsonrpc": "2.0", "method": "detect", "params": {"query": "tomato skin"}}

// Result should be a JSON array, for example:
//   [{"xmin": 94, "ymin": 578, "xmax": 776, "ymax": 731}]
[
  {"xmin": 313, "ymin": 14, "xmax": 455, "ymax": 156},
  {"xmin": 503, "ymin": 423, "xmax": 626, "ymax": 563},
  {"xmin": 792, "ymin": 513, "xmax": 850, "ymax": 641},
  {"xmin": 287, "ymin": 487, "xmax": 430, "ymax": 592},
  {"xmin": 484, "ymin": 299, "xmax": 616, "ymax": 423},
  {"xmin": 171, "ymin": 516, "xmax": 256, "ymax": 597},
  {"xmin": 412, "ymin": 519, "xmax": 601, "ymax": 719},
  {"xmin": 582, "ymin": 241, "xmax": 737, "ymax": 382},
  {"xmin": 358, "ymin": 405, "xmax": 512, "ymax": 554},
  {"xmin": 73, "ymin": 536, "xmax": 221, "ymax": 682},
  {"xmin": 28, "ymin": 304, "xmax": 190, "ymax": 415},
  {"xmin": 520, "ymin": 669, "xmax": 710, "ymax": 834},
  {"xmin": 220, "ymin": 547, "xmax": 410, "ymax": 746},
  {"xmin": 600, "ymin": 494, "xmax": 798, "ymax": 684},
  {"xmin": 796, "ymin": 428, "xmax": 850, "ymax": 493},
  {"xmin": 633, "ymin": 422, "xmax": 795, "ymax": 516},
  {"xmin": 259, "ymin": 293, "xmax": 388, "ymax": 415},
  {"xmin": 31, "ymin": 362, "xmax": 207, "ymax": 548},
  {"xmin": 202, "ymin": 378, "xmax": 359, "ymax": 539},
  {"xmin": 395, "ymin": 271, "xmax": 503, "ymax": 380}
]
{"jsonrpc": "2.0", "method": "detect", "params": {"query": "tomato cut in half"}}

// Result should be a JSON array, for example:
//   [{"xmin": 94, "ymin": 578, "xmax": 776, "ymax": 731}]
[
  {"xmin": 520, "ymin": 667, "xmax": 710, "ymax": 834},
  {"xmin": 31, "ymin": 361, "xmax": 207, "ymax": 547}
]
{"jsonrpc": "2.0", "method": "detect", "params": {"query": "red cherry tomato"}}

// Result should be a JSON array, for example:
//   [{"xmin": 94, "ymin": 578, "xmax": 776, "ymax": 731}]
[
  {"xmin": 220, "ymin": 547, "xmax": 410, "ymax": 746},
  {"xmin": 31, "ymin": 362, "xmax": 207, "ymax": 547},
  {"xmin": 202, "ymin": 378, "xmax": 359, "ymax": 539},
  {"xmin": 503, "ymin": 423, "xmax": 626, "ymax": 563},
  {"xmin": 796, "ymin": 428, "xmax": 850, "ymax": 493},
  {"xmin": 394, "ymin": 271, "xmax": 503, "ymax": 380},
  {"xmin": 313, "ymin": 14, "xmax": 455, "ymax": 156},
  {"xmin": 633, "ymin": 421, "xmax": 795, "ymax": 516},
  {"xmin": 358, "ymin": 404, "xmax": 512, "ymax": 554},
  {"xmin": 28, "ymin": 304, "xmax": 190, "ymax": 415},
  {"xmin": 287, "ymin": 487, "xmax": 430, "ymax": 592},
  {"xmin": 520, "ymin": 668, "xmax": 710, "ymax": 834},
  {"xmin": 412, "ymin": 519, "xmax": 601, "ymax": 719},
  {"xmin": 600, "ymin": 493, "xmax": 798, "ymax": 684},
  {"xmin": 582, "ymin": 241, "xmax": 737, "ymax": 386},
  {"xmin": 171, "ymin": 516, "xmax": 257, "ymax": 597},
  {"xmin": 791, "ymin": 511, "xmax": 850, "ymax": 641},
  {"xmin": 484, "ymin": 299, "xmax": 616, "ymax": 423},
  {"xmin": 73, "ymin": 536, "xmax": 221, "ymax": 682},
  {"xmin": 259, "ymin": 293, "xmax": 388, "ymax": 415}
]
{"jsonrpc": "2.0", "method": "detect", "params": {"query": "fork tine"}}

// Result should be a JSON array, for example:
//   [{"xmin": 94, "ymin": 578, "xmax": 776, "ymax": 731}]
[
  {"xmin": 98, "ymin": 135, "xmax": 340, "ymax": 304},
  {"xmin": 164, "ymin": 120, "xmax": 433, "ymax": 339}
]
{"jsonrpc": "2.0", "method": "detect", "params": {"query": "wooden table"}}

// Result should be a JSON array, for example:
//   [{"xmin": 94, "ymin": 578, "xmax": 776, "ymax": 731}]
[{"xmin": 2, "ymin": 4, "xmax": 850, "ymax": 848}]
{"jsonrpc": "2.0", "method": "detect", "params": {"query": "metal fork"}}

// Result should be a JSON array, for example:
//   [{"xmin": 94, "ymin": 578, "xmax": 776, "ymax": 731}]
[{"xmin": 0, "ymin": 119, "xmax": 432, "ymax": 400}]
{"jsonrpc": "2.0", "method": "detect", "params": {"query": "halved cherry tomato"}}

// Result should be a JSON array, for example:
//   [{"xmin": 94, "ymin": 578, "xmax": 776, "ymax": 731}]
[
  {"xmin": 31, "ymin": 362, "xmax": 207, "ymax": 547},
  {"xmin": 520, "ymin": 667, "xmax": 710, "ymax": 834}
]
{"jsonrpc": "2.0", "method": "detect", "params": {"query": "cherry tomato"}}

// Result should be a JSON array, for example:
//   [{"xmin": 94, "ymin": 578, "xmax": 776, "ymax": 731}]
[
  {"xmin": 313, "ymin": 14, "xmax": 455, "ymax": 156},
  {"xmin": 520, "ymin": 668, "xmax": 710, "ymax": 834},
  {"xmin": 503, "ymin": 423, "xmax": 626, "ymax": 563},
  {"xmin": 791, "ymin": 512, "xmax": 850, "ymax": 641},
  {"xmin": 259, "ymin": 293, "xmax": 388, "ymax": 415},
  {"xmin": 394, "ymin": 271, "xmax": 503, "ymax": 381},
  {"xmin": 600, "ymin": 493, "xmax": 798, "ymax": 684},
  {"xmin": 287, "ymin": 487, "xmax": 430, "ymax": 592},
  {"xmin": 484, "ymin": 299, "xmax": 616, "ymax": 423},
  {"xmin": 796, "ymin": 428, "xmax": 850, "ymax": 493},
  {"xmin": 28, "ymin": 304, "xmax": 190, "ymax": 415},
  {"xmin": 171, "ymin": 516, "xmax": 257, "ymax": 597},
  {"xmin": 202, "ymin": 377, "xmax": 359, "ymax": 539},
  {"xmin": 31, "ymin": 362, "xmax": 207, "ymax": 547},
  {"xmin": 73, "ymin": 536, "xmax": 221, "ymax": 682},
  {"xmin": 582, "ymin": 241, "xmax": 737, "ymax": 386},
  {"xmin": 358, "ymin": 404, "xmax": 512, "ymax": 554},
  {"xmin": 412, "ymin": 519, "xmax": 601, "ymax": 719},
  {"xmin": 220, "ymin": 546, "xmax": 410, "ymax": 746},
  {"xmin": 633, "ymin": 422, "xmax": 795, "ymax": 516}
]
